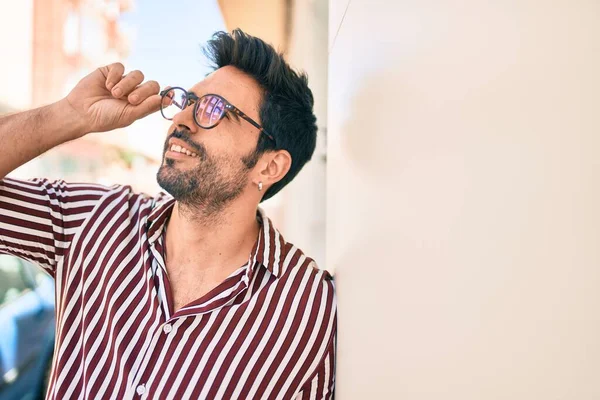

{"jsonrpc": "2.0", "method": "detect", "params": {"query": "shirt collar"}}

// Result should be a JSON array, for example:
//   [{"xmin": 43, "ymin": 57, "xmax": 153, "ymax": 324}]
[
  {"xmin": 246, "ymin": 207, "xmax": 286, "ymax": 278},
  {"xmin": 146, "ymin": 193, "xmax": 287, "ymax": 279}
]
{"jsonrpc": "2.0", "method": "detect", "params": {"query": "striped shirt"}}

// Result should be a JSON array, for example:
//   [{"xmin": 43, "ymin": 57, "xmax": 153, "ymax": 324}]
[{"xmin": 0, "ymin": 177, "xmax": 336, "ymax": 399}]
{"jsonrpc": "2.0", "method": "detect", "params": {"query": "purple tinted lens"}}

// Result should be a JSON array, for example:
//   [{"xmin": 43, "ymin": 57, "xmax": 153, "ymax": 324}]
[{"xmin": 196, "ymin": 95, "xmax": 225, "ymax": 127}]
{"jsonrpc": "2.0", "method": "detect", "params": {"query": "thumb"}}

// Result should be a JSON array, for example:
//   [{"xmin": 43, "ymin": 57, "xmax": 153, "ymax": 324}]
[{"xmin": 126, "ymin": 94, "xmax": 162, "ymax": 122}]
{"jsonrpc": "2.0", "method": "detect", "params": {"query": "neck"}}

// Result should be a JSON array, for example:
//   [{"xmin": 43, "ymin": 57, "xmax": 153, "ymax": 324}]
[{"xmin": 164, "ymin": 198, "xmax": 261, "ymax": 273}]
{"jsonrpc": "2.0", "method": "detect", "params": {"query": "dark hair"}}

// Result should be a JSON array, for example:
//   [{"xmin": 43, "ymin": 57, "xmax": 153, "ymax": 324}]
[{"xmin": 203, "ymin": 29, "xmax": 318, "ymax": 201}]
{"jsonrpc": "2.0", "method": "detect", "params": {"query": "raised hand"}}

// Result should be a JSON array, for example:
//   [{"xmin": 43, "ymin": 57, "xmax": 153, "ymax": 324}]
[{"xmin": 65, "ymin": 63, "xmax": 161, "ymax": 134}]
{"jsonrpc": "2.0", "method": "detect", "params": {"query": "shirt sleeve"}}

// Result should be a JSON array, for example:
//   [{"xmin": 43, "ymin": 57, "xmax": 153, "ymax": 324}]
[
  {"xmin": 0, "ymin": 177, "xmax": 111, "ymax": 277},
  {"xmin": 292, "ymin": 267, "xmax": 337, "ymax": 400},
  {"xmin": 293, "ymin": 333, "xmax": 337, "ymax": 400}
]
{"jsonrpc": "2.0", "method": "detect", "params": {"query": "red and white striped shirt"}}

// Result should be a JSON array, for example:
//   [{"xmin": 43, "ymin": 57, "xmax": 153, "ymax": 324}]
[{"xmin": 0, "ymin": 177, "xmax": 336, "ymax": 399}]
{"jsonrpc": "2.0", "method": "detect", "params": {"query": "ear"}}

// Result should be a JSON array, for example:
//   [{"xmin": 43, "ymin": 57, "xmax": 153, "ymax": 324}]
[{"xmin": 255, "ymin": 150, "xmax": 292, "ymax": 191}]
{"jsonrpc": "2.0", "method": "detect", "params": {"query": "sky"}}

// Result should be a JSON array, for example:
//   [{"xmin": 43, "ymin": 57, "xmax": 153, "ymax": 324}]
[{"xmin": 120, "ymin": 0, "xmax": 226, "ymax": 90}]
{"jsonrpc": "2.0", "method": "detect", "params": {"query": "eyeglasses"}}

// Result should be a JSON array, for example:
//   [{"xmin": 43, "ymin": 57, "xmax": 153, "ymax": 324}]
[{"xmin": 159, "ymin": 87, "xmax": 276, "ymax": 145}]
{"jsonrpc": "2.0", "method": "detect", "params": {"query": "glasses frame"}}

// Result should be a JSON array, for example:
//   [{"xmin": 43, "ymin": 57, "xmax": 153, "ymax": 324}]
[{"xmin": 159, "ymin": 87, "xmax": 276, "ymax": 145}]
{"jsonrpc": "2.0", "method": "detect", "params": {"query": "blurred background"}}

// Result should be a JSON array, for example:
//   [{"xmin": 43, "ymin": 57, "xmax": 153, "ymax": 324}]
[
  {"xmin": 0, "ymin": 0, "xmax": 327, "ymax": 398},
  {"xmin": 3, "ymin": 0, "xmax": 600, "ymax": 399}
]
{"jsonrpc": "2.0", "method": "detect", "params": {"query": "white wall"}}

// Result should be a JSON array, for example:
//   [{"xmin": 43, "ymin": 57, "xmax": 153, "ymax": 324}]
[{"xmin": 328, "ymin": 1, "xmax": 600, "ymax": 399}]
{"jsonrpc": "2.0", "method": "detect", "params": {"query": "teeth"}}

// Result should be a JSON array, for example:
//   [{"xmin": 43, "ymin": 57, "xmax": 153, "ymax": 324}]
[{"xmin": 170, "ymin": 143, "xmax": 197, "ymax": 157}]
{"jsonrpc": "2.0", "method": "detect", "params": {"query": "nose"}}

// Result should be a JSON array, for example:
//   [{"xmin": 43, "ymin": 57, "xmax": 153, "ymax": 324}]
[{"xmin": 170, "ymin": 102, "xmax": 198, "ymax": 134}]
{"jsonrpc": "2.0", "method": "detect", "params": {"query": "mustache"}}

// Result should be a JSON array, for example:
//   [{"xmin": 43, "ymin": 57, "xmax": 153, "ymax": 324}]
[{"xmin": 166, "ymin": 129, "xmax": 206, "ymax": 157}]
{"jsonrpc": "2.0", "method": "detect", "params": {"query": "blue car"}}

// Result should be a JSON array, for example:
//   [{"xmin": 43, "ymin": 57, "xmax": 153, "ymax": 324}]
[{"xmin": 0, "ymin": 255, "xmax": 55, "ymax": 400}]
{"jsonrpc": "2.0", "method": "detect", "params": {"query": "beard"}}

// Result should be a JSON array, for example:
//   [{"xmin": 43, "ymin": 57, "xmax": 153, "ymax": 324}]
[{"xmin": 156, "ymin": 129, "xmax": 259, "ymax": 216}]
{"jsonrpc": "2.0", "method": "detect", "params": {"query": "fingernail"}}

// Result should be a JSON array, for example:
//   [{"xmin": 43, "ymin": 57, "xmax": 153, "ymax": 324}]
[
  {"xmin": 130, "ymin": 94, "xmax": 139, "ymax": 103},
  {"xmin": 113, "ymin": 87, "xmax": 122, "ymax": 97}
]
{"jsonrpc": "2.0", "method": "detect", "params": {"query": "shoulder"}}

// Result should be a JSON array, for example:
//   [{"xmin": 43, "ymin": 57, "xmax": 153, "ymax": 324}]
[
  {"xmin": 259, "ymin": 211, "xmax": 335, "ymax": 296},
  {"xmin": 1, "ymin": 176, "xmax": 114, "ymax": 199},
  {"xmin": 254, "ymin": 208, "xmax": 336, "ymax": 315},
  {"xmin": 83, "ymin": 183, "xmax": 164, "ymax": 208},
  {"xmin": 277, "ymin": 242, "xmax": 336, "ymax": 312},
  {"xmin": 1, "ymin": 177, "xmax": 157, "ymax": 201},
  {"xmin": 278, "ymin": 240, "xmax": 334, "ymax": 282}
]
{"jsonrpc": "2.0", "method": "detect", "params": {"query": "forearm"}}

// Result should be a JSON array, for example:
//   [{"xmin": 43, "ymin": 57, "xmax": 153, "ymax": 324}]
[{"xmin": 0, "ymin": 99, "xmax": 86, "ymax": 178}]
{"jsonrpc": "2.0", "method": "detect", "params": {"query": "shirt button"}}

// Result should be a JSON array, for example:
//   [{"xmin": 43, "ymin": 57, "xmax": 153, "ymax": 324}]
[
  {"xmin": 136, "ymin": 384, "xmax": 146, "ymax": 395},
  {"xmin": 163, "ymin": 324, "xmax": 172, "ymax": 334}
]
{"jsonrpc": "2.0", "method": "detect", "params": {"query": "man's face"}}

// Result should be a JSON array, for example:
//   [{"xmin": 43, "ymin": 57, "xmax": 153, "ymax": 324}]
[{"xmin": 156, "ymin": 66, "xmax": 264, "ymax": 213}]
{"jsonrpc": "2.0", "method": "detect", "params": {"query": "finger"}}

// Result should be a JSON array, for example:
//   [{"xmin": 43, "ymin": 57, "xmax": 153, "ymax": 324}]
[
  {"xmin": 162, "ymin": 94, "xmax": 173, "ymax": 108},
  {"xmin": 111, "ymin": 70, "xmax": 144, "ymax": 99},
  {"xmin": 160, "ymin": 86, "xmax": 174, "ymax": 107},
  {"xmin": 127, "ymin": 80, "xmax": 160, "ymax": 105},
  {"xmin": 160, "ymin": 85, "xmax": 173, "ymax": 99},
  {"xmin": 127, "ymin": 94, "xmax": 162, "ymax": 121},
  {"xmin": 105, "ymin": 62, "xmax": 125, "ymax": 91}
]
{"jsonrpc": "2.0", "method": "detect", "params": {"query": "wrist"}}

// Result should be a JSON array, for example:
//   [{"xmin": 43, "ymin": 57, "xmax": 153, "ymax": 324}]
[{"xmin": 51, "ymin": 98, "xmax": 89, "ymax": 140}]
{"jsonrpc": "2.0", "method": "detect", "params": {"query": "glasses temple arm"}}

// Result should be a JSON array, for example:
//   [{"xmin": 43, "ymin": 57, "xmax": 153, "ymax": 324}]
[{"xmin": 230, "ymin": 107, "xmax": 276, "ymax": 143}]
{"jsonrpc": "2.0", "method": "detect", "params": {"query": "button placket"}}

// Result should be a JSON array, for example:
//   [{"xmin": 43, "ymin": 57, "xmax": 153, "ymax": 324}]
[
  {"xmin": 149, "ymin": 243, "xmax": 172, "ymax": 320},
  {"xmin": 129, "ymin": 321, "xmax": 167, "ymax": 399}
]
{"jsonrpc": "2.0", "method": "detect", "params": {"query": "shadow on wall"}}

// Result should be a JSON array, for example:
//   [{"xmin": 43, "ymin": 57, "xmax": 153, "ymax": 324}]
[
  {"xmin": 333, "ymin": 67, "xmax": 480, "ymax": 397},
  {"xmin": 333, "ymin": 69, "xmax": 433, "ymax": 397}
]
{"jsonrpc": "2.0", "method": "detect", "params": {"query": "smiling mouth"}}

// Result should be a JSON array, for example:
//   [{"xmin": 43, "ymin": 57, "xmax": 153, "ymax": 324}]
[{"xmin": 167, "ymin": 144, "xmax": 199, "ymax": 158}]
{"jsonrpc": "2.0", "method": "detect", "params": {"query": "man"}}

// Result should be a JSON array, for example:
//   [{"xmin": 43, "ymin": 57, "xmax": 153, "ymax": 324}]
[{"xmin": 0, "ymin": 30, "xmax": 336, "ymax": 399}]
